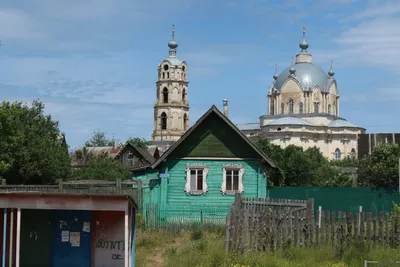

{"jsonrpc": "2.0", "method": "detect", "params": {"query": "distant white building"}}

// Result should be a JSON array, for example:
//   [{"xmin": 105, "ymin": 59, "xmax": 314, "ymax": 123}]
[{"xmin": 237, "ymin": 27, "xmax": 365, "ymax": 161}]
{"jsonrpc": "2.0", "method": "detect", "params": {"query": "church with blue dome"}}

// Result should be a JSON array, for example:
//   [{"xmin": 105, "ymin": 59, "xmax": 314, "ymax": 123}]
[{"xmin": 237, "ymin": 26, "xmax": 366, "ymax": 161}]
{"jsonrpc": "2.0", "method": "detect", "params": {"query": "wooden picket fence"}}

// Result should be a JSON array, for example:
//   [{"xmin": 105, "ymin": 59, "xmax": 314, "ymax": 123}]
[{"xmin": 225, "ymin": 194, "xmax": 400, "ymax": 253}]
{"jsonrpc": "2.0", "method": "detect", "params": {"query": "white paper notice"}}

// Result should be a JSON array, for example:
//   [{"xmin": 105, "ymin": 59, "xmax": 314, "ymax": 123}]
[
  {"xmin": 83, "ymin": 221, "xmax": 90, "ymax": 233},
  {"xmin": 70, "ymin": 232, "xmax": 81, "ymax": 247},
  {"xmin": 61, "ymin": 231, "xmax": 69, "ymax": 242}
]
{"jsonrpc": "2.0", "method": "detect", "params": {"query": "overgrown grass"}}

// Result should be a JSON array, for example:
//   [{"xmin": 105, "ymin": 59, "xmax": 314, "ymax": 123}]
[{"xmin": 136, "ymin": 226, "xmax": 400, "ymax": 267}]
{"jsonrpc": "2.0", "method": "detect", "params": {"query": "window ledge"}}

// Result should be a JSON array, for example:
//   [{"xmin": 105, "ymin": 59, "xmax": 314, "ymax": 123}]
[
  {"xmin": 186, "ymin": 190, "xmax": 207, "ymax": 196},
  {"xmin": 221, "ymin": 190, "xmax": 243, "ymax": 196}
]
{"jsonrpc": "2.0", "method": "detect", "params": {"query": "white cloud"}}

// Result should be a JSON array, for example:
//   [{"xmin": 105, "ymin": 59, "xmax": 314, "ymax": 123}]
[
  {"xmin": 346, "ymin": 1, "xmax": 400, "ymax": 21},
  {"xmin": 0, "ymin": 9, "xmax": 44, "ymax": 39}
]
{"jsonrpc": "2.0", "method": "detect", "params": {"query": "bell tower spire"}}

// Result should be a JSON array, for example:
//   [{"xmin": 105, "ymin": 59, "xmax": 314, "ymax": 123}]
[
  {"xmin": 168, "ymin": 24, "xmax": 178, "ymax": 57},
  {"xmin": 153, "ymin": 25, "xmax": 190, "ymax": 142}
]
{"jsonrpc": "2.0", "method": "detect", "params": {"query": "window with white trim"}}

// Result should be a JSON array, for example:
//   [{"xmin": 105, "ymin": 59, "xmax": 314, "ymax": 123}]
[
  {"xmin": 185, "ymin": 163, "xmax": 209, "ymax": 195},
  {"xmin": 221, "ymin": 164, "xmax": 245, "ymax": 195}
]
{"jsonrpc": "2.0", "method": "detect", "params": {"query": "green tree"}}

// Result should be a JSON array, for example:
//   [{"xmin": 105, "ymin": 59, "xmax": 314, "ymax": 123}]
[
  {"xmin": 255, "ymin": 139, "xmax": 285, "ymax": 186},
  {"xmin": 71, "ymin": 135, "xmax": 132, "ymax": 181},
  {"xmin": 125, "ymin": 137, "xmax": 151, "ymax": 148},
  {"xmin": 358, "ymin": 143, "xmax": 400, "ymax": 187},
  {"xmin": 84, "ymin": 130, "xmax": 115, "ymax": 147},
  {"xmin": 256, "ymin": 139, "xmax": 341, "ymax": 187},
  {"xmin": 71, "ymin": 154, "xmax": 131, "ymax": 181},
  {"xmin": 0, "ymin": 100, "xmax": 71, "ymax": 184},
  {"xmin": 330, "ymin": 156, "xmax": 358, "ymax": 167}
]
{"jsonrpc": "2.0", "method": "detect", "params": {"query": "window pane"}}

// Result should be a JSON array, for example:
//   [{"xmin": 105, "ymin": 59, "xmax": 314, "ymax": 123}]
[
  {"xmin": 233, "ymin": 170, "xmax": 239, "ymax": 191},
  {"xmin": 226, "ymin": 170, "xmax": 232, "ymax": 191},
  {"xmin": 190, "ymin": 171, "xmax": 196, "ymax": 190},
  {"xmin": 197, "ymin": 170, "xmax": 203, "ymax": 191},
  {"xmin": 233, "ymin": 176, "xmax": 239, "ymax": 190}
]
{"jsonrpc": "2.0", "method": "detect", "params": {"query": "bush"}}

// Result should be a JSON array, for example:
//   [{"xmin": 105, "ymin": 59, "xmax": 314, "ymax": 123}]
[{"xmin": 191, "ymin": 228, "xmax": 204, "ymax": 241}]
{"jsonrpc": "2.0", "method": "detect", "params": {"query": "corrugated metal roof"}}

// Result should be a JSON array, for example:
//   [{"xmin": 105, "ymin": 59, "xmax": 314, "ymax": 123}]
[
  {"xmin": 236, "ymin": 123, "xmax": 260, "ymax": 130},
  {"xmin": 267, "ymin": 117, "xmax": 312, "ymax": 126},
  {"xmin": 328, "ymin": 119, "xmax": 358, "ymax": 128}
]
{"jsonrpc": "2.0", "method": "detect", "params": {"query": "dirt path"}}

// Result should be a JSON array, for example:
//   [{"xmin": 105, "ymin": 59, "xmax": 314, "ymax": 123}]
[{"xmin": 140, "ymin": 236, "xmax": 185, "ymax": 267}]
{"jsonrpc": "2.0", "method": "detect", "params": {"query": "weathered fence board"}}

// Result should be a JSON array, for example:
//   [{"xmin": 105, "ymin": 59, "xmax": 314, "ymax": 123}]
[{"xmin": 225, "ymin": 195, "xmax": 400, "ymax": 253}]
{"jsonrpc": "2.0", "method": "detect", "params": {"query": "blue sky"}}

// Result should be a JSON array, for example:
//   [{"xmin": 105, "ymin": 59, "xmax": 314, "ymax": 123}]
[{"xmin": 1, "ymin": 0, "xmax": 400, "ymax": 149}]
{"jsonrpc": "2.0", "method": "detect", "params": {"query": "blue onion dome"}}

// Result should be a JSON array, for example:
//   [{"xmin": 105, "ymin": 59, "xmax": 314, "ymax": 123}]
[
  {"xmin": 168, "ymin": 39, "xmax": 178, "ymax": 49},
  {"xmin": 299, "ymin": 26, "xmax": 309, "ymax": 52},
  {"xmin": 168, "ymin": 24, "xmax": 178, "ymax": 49},
  {"xmin": 328, "ymin": 60, "xmax": 335, "ymax": 77}
]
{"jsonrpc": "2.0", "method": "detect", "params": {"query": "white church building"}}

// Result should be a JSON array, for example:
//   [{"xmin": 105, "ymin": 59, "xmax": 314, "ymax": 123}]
[
  {"xmin": 149, "ymin": 25, "xmax": 366, "ymax": 161},
  {"xmin": 237, "ymin": 27, "xmax": 365, "ymax": 161}
]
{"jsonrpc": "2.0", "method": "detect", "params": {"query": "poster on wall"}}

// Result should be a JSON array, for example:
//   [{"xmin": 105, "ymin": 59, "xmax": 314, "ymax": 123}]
[
  {"xmin": 83, "ymin": 221, "xmax": 91, "ymax": 233},
  {"xmin": 61, "ymin": 231, "xmax": 70, "ymax": 242},
  {"xmin": 70, "ymin": 232, "xmax": 81, "ymax": 247}
]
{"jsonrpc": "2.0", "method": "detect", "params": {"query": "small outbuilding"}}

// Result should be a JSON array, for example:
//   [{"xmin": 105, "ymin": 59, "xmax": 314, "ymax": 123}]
[{"xmin": 0, "ymin": 192, "xmax": 137, "ymax": 267}]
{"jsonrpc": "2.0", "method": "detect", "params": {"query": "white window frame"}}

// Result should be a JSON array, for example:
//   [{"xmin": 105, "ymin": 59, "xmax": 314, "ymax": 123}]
[
  {"xmin": 221, "ymin": 163, "xmax": 245, "ymax": 195},
  {"xmin": 184, "ymin": 163, "xmax": 209, "ymax": 195}
]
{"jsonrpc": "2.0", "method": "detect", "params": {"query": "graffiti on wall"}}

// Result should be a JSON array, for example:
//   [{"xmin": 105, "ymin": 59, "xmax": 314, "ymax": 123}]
[
  {"xmin": 96, "ymin": 239, "xmax": 124, "ymax": 260},
  {"xmin": 93, "ymin": 211, "xmax": 126, "ymax": 267}
]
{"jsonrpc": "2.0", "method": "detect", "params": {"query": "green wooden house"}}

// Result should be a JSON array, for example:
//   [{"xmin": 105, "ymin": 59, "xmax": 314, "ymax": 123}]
[{"xmin": 134, "ymin": 105, "xmax": 277, "ymax": 226}]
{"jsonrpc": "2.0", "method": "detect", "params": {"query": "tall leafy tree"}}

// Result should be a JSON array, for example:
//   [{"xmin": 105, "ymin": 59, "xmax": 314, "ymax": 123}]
[
  {"xmin": 0, "ymin": 100, "xmax": 71, "ymax": 184},
  {"xmin": 256, "ymin": 139, "xmax": 348, "ymax": 187},
  {"xmin": 84, "ymin": 130, "xmax": 115, "ymax": 147},
  {"xmin": 71, "ymin": 135, "xmax": 134, "ymax": 181},
  {"xmin": 71, "ymin": 154, "xmax": 131, "ymax": 181},
  {"xmin": 358, "ymin": 143, "xmax": 400, "ymax": 188},
  {"xmin": 125, "ymin": 137, "xmax": 151, "ymax": 149}
]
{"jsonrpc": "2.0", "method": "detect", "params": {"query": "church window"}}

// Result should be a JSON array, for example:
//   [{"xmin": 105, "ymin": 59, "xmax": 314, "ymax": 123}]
[
  {"xmin": 185, "ymin": 163, "xmax": 209, "ymax": 195},
  {"xmin": 221, "ymin": 164, "xmax": 245, "ymax": 195},
  {"xmin": 299, "ymin": 102, "xmax": 303, "ymax": 114},
  {"xmin": 314, "ymin": 103, "xmax": 319, "ymax": 113},
  {"xmin": 289, "ymin": 99, "xmax": 294, "ymax": 114},
  {"xmin": 161, "ymin": 112, "xmax": 167, "ymax": 130},
  {"xmin": 350, "ymin": 148, "xmax": 356, "ymax": 159},
  {"xmin": 182, "ymin": 65, "xmax": 186, "ymax": 72},
  {"xmin": 162, "ymin": 88, "xmax": 168, "ymax": 103},
  {"xmin": 183, "ymin": 113, "xmax": 188, "ymax": 130},
  {"xmin": 328, "ymin": 104, "xmax": 331, "ymax": 114},
  {"xmin": 182, "ymin": 89, "xmax": 186, "ymax": 101},
  {"xmin": 281, "ymin": 103, "xmax": 284, "ymax": 114},
  {"xmin": 167, "ymin": 72, "xmax": 170, "ymax": 79},
  {"xmin": 162, "ymin": 72, "xmax": 165, "ymax": 79},
  {"xmin": 335, "ymin": 148, "xmax": 341, "ymax": 161},
  {"xmin": 163, "ymin": 64, "xmax": 169, "ymax": 71},
  {"xmin": 181, "ymin": 73, "xmax": 183, "ymax": 79}
]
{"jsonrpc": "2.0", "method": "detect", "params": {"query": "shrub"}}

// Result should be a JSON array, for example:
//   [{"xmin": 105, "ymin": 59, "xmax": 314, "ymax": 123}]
[{"xmin": 191, "ymin": 228, "xmax": 204, "ymax": 241}]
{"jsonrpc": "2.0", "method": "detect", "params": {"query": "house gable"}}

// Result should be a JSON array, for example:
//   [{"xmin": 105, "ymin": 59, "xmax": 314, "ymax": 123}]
[
  {"xmin": 151, "ymin": 106, "xmax": 276, "ymax": 169},
  {"xmin": 169, "ymin": 112, "xmax": 260, "ymax": 158},
  {"xmin": 117, "ymin": 143, "xmax": 156, "ymax": 171}
]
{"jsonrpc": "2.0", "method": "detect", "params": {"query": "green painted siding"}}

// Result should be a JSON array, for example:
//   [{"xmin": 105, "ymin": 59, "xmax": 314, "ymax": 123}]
[
  {"xmin": 132, "ymin": 169, "xmax": 161, "ymax": 219},
  {"xmin": 165, "ymin": 159, "xmax": 265, "ymax": 205},
  {"xmin": 169, "ymin": 112, "xmax": 260, "ymax": 158}
]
